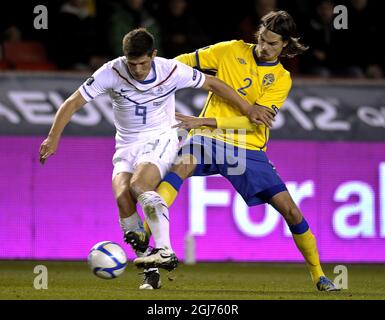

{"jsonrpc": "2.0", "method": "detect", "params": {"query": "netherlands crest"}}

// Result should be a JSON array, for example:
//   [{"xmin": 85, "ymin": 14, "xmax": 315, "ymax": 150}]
[
  {"xmin": 154, "ymin": 85, "xmax": 164, "ymax": 95},
  {"xmin": 262, "ymin": 73, "xmax": 275, "ymax": 86}
]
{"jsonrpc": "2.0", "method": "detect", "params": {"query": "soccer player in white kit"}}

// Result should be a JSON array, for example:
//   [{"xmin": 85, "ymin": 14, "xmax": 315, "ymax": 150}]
[{"xmin": 39, "ymin": 28, "xmax": 255, "ymax": 289}]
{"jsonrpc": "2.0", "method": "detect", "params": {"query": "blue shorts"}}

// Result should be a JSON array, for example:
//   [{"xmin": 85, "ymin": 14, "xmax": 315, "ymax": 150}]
[{"xmin": 179, "ymin": 135, "xmax": 287, "ymax": 206}]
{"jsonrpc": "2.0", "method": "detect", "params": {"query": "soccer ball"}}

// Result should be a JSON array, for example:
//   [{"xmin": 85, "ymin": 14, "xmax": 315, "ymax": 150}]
[{"xmin": 88, "ymin": 241, "xmax": 128, "ymax": 279}]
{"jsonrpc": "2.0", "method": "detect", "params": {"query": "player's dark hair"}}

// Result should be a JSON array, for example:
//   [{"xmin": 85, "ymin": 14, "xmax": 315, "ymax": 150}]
[
  {"xmin": 256, "ymin": 10, "xmax": 308, "ymax": 58},
  {"xmin": 122, "ymin": 28, "xmax": 155, "ymax": 58}
]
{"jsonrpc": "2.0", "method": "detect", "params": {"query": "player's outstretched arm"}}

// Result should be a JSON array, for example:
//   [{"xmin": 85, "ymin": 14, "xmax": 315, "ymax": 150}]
[
  {"xmin": 39, "ymin": 90, "xmax": 87, "ymax": 164},
  {"xmin": 200, "ymin": 75, "xmax": 275, "ymax": 127},
  {"xmin": 173, "ymin": 112, "xmax": 256, "ymax": 132},
  {"xmin": 200, "ymin": 75, "xmax": 250, "ymax": 115},
  {"xmin": 172, "ymin": 112, "xmax": 216, "ymax": 130}
]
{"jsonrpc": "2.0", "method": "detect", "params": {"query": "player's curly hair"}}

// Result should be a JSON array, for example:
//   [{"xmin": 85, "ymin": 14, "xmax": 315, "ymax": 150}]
[
  {"xmin": 256, "ymin": 10, "xmax": 308, "ymax": 58},
  {"xmin": 122, "ymin": 28, "xmax": 155, "ymax": 58}
]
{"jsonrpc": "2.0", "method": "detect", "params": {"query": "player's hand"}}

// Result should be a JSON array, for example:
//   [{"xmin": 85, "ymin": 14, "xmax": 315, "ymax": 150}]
[
  {"xmin": 247, "ymin": 104, "xmax": 276, "ymax": 128},
  {"xmin": 172, "ymin": 112, "xmax": 204, "ymax": 130},
  {"xmin": 39, "ymin": 136, "xmax": 59, "ymax": 165}
]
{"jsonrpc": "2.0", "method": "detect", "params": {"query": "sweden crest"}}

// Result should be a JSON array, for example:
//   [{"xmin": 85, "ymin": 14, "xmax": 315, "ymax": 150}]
[{"xmin": 262, "ymin": 73, "xmax": 275, "ymax": 86}]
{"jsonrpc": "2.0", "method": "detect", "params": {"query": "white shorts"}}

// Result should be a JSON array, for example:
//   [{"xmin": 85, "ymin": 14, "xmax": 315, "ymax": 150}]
[{"xmin": 112, "ymin": 132, "xmax": 179, "ymax": 180}]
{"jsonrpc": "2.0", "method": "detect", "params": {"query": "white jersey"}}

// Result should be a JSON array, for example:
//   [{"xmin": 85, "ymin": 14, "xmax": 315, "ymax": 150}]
[{"xmin": 78, "ymin": 56, "xmax": 206, "ymax": 147}]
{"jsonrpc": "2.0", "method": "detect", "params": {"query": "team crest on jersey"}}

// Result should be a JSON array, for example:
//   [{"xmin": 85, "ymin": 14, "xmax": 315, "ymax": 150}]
[
  {"xmin": 154, "ymin": 86, "xmax": 164, "ymax": 95},
  {"xmin": 262, "ymin": 73, "xmax": 275, "ymax": 86},
  {"xmin": 237, "ymin": 58, "xmax": 247, "ymax": 65}
]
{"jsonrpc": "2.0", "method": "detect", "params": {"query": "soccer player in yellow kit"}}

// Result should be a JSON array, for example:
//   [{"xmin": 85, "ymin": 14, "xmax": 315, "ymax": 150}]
[{"xmin": 134, "ymin": 11, "xmax": 339, "ymax": 291}]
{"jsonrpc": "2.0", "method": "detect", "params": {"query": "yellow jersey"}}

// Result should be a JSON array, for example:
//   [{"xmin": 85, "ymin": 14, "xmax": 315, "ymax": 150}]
[{"xmin": 176, "ymin": 40, "xmax": 292, "ymax": 151}]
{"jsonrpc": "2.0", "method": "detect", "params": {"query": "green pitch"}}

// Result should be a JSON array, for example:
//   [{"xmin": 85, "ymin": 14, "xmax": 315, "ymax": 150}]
[{"xmin": 0, "ymin": 261, "xmax": 384, "ymax": 300}]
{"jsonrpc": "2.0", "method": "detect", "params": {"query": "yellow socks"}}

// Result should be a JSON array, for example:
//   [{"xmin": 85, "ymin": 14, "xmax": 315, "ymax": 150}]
[
  {"xmin": 290, "ymin": 218, "xmax": 325, "ymax": 283},
  {"xmin": 157, "ymin": 181, "xmax": 179, "ymax": 207},
  {"xmin": 157, "ymin": 172, "xmax": 184, "ymax": 207}
]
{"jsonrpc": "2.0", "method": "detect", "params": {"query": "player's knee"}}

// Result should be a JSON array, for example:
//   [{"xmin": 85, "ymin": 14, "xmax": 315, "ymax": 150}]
[
  {"xmin": 171, "ymin": 161, "xmax": 196, "ymax": 179},
  {"xmin": 282, "ymin": 206, "xmax": 302, "ymax": 225}
]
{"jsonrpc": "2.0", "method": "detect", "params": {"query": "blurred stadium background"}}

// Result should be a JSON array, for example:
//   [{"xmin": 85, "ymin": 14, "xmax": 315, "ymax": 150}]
[{"xmin": 1, "ymin": 0, "xmax": 385, "ymax": 299}]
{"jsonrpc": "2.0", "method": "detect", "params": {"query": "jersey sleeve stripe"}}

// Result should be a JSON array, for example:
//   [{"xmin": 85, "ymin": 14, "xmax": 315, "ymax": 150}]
[
  {"xmin": 194, "ymin": 50, "xmax": 217, "ymax": 73},
  {"xmin": 193, "ymin": 72, "xmax": 203, "ymax": 88},
  {"xmin": 201, "ymin": 92, "xmax": 214, "ymax": 117},
  {"xmin": 81, "ymin": 84, "xmax": 94, "ymax": 100},
  {"xmin": 195, "ymin": 50, "xmax": 201, "ymax": 70}
]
